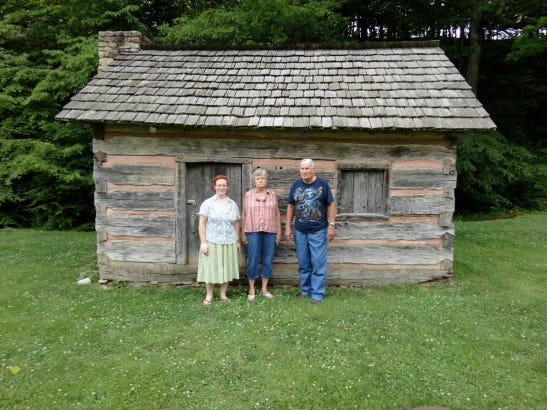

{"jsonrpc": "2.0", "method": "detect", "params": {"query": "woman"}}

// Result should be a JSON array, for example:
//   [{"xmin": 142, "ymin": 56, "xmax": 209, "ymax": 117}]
[
  {"xmin": 241, "ymin": 169, "xmax": 281, "ymax": 301},
  {"xmin": 197, "ymin": 175, "xmax": 241, "ymax": 305}
]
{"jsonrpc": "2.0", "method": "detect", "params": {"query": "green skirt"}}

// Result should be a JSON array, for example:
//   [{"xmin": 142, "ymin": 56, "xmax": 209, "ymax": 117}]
[{"xmin": 197, "ymin": 241, "xmax": 240, "ymax": 284}]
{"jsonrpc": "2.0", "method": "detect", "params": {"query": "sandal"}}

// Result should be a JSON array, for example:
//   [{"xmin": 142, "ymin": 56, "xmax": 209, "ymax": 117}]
[
  {"xmin": 220, "ymin": 297, "xmax": 231, "ymax": 302},
  {"xmin": 247, "ymin": 294, "xmax": 256, "ymax": 301},
  {"xmin": 261, "ymin": 292, "xmax": 274, "ymax": 299},
  {"xmin": 202, "ymin": 298, "xmax": 212, "ymax": 306}
]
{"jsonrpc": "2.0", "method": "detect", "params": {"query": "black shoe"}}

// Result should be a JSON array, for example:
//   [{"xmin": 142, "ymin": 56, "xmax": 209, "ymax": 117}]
[
  {"xmin": 297, "ymin": 294, "xmax": 310, "ymax": 299},
  {"xmin": 310, "ymin": 299, "xmax": 322, "ymax": 304}
]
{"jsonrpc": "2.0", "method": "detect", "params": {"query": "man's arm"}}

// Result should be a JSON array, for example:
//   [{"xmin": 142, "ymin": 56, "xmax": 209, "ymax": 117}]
[{"xmin": 326, "ymin": 201, "xmax": 336, "ymax": 241}]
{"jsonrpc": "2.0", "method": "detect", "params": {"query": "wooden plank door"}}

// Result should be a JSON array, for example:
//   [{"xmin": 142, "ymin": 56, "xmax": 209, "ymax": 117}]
[{"xmin": 184, "ymin": 163, "xmax": 243, "ymax": 265}]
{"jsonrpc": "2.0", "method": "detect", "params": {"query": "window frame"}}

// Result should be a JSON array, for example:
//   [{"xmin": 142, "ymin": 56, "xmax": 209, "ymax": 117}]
[{"xmin": 336, "ymin": 162, "xmax": 390, "ymax": 220}]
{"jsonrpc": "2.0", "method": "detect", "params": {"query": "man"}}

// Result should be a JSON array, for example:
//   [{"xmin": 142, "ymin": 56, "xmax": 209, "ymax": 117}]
[{"xmin": 284, "ymin": 159, "xmax": 336, "ymax": 304}]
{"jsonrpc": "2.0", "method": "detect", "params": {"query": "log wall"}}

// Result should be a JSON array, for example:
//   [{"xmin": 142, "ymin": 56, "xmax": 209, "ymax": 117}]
[{"xmin": 94, "ymin": 125, "xmax": 456, "ymax": 285}]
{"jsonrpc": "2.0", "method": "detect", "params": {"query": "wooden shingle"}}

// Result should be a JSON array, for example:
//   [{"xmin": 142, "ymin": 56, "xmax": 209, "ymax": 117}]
[{"xmin": 57, "ymin": 43, "xmax": 496, "ymax": 131}]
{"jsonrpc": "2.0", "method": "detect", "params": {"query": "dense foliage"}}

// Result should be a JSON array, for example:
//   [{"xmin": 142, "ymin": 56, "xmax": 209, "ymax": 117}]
[
  {"xmin": 0, "ymin": 0, "xmax": 545, "ymax": 228},
  {"xmin": 456, "ymin": 131, "xmax": 544, "ymax": 212},
  {"xmin": 156, "ymin": 0, "xmax": 347, "ymax": 45},
  {"xmin": 0, "ymin": 0, "xmax": 165, "ymax": 229}
]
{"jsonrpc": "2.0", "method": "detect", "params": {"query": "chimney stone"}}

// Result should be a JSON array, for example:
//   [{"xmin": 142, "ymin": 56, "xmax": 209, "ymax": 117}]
[{"xmin": 98, "ymin": 31, "xmax": 150, "ymax": 71}]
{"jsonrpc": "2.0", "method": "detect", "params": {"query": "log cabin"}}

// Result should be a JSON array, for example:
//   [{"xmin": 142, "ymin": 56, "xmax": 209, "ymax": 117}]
[{"xmin": 56, "ymin": 31, "xmax": 496, "ymax": 286}]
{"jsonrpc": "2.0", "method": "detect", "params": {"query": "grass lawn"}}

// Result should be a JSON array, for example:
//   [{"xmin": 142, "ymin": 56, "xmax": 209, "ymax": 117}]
[{"xmin": 1, "ymin": 212, "xmax": 545, "ymax": 409}]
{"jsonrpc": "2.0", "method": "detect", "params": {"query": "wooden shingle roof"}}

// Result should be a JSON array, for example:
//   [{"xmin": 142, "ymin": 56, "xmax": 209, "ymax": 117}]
[{"xmin": 56, "ymin": 44, "xmax": 496, "ymax": 131}]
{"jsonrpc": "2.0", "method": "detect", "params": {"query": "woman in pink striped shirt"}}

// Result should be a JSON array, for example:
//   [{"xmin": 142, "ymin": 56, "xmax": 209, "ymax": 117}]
[{"xmin": 241, "ymin": 169, "xmax": 281, "ymax": 301}]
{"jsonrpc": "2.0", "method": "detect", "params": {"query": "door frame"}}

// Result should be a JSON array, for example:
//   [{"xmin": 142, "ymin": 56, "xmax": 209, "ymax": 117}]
[{"xmin": 176, "ymin": 156, "xmax": 252, "ymax": 265}]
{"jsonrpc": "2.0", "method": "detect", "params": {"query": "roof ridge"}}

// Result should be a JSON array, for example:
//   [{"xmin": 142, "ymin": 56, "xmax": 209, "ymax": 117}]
[{"xmin": 144, "ymin": 40, "xmax": 440, "ymax": 51}]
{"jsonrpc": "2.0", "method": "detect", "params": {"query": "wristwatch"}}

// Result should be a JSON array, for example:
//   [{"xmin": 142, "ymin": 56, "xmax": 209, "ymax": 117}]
[{"xmin": 329, "ymin": 222, "xmax": 335, "ymax": 226}]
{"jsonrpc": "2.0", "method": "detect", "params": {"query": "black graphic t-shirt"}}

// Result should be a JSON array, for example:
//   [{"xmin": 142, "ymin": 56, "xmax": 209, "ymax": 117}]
[{"xmin": 287, "ymin": 177, "xmax": 334, "ymax": 233}]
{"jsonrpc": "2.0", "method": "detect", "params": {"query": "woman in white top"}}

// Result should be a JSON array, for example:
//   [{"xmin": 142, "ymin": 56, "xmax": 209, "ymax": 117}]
[{"xmin": 197, "ymin": 174, "xmax": 241, "ymax": 305}]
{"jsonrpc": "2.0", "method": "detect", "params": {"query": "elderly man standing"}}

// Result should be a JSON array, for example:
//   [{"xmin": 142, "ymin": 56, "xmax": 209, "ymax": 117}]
[{"xmin": 284, "ymin": 159, "xmax": 336, "ymax": 304}]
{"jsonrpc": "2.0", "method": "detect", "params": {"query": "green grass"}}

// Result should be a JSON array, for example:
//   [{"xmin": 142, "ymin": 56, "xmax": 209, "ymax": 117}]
[{"xmin": 1, "ymin": 213, "xmax": 546, "ymax": 410}]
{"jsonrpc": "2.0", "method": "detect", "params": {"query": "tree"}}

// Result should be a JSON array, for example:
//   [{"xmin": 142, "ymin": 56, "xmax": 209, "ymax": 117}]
[
  {"xmin": 0, "ymin": 0, "xmax": 182, "ymax": 229},
  {"xmin": 507, "ymin": 15, "xmax": 547, "ymax": 61},
  {"xmin": 156, "ymin": 0, "xmax": 347, "ymax": 45},
  {"xmin": 456, "ymin": 131, "xmax": 544, "ymax": 213},
  {"xmin": 466, "ymin": 0, "xmax": 481, "ymax": 93}
]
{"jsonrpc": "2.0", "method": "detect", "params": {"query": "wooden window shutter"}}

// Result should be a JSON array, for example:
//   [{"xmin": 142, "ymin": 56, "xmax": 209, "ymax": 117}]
[{"xmin": 338, "ymin": 167, "xmax": 388, "ymax": 216}]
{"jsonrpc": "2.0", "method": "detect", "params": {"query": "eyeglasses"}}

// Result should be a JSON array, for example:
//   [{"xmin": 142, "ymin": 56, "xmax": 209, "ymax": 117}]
[{"xmin": 215, "ymin": 184, "xmax": 228, "ymax": 187}]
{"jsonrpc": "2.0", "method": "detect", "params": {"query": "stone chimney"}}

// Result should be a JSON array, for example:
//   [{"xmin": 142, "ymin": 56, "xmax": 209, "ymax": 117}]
[{"xmin": 98, "ymin": 31, "xmax": 151, "ymax": 71}]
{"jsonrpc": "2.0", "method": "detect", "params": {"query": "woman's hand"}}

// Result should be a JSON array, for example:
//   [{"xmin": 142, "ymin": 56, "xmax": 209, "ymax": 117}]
[
  {"xmin": 284, "ymin": 226, "xmax": 293, "ymax": 241},
  {"xmin": 200, "ymin": 243, "xmax": 208, "ymax": 255}
]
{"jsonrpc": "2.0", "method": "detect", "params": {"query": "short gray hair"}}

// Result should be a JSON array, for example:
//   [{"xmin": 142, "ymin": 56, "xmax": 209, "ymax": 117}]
[
  {"xmin": 300, "ymin": 158, "xmax": 315, "ymax": 168},
  {"xmin": 251, "ymin": 168, "xmax": 268, "ymax": 181}
]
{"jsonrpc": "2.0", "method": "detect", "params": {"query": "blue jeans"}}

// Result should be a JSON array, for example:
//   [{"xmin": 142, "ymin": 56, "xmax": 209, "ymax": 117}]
[
  {"xmin": 293, "ymin": 227, "xmax": 328, "ymax": 301},
  {"xmin": 245, "ymin": 232, "xmax": 276, "ymax": 279}
]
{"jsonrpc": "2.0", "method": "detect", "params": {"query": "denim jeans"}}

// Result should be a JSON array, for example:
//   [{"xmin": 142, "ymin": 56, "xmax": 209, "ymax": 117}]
[
  {"xmin": 293, "ymin": 227, "xmax": 328, "ymax": 301},
  {"xmin": 245, "ymin": 232, "xmax": 276, "ymax": 279}
]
